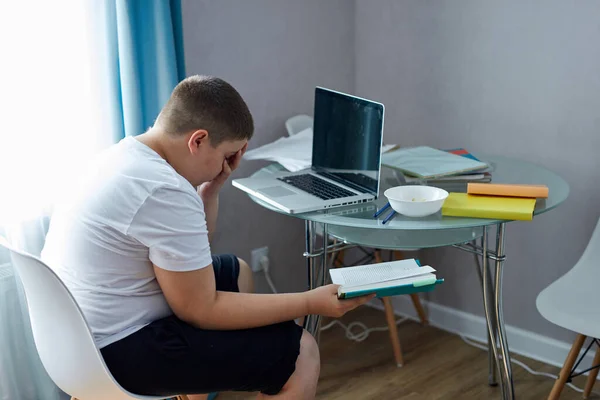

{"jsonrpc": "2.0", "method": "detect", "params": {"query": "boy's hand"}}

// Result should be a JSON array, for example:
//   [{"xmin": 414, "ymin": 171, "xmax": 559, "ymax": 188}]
[
  {"xmin": 199, "ymin": 143, "xmax": 248, "ymax": 197},
  {"xmin": 306, "ymin": 284, "xmax": 375, "ymax": 318}
]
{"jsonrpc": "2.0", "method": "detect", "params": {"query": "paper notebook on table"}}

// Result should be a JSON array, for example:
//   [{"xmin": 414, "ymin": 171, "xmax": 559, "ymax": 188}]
[
  {"xmin": 329, "ymin": 259, "xmax": 443, "ymax": 299},
  {"xmin": 381, "ymin": 146, "xmax": 489, "ymax": 179},
  {"xmin": 441, "ymin": 192, "xmax": 537, "ymax": 221},
  {"xmin": 467, "ymin": 183, "xmax": 548, "ymax": 198}
]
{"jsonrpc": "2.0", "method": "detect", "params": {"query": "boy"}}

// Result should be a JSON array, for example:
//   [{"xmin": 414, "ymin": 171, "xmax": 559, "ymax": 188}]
[{"xmin": 41, "ymin": 75, "xmax": 372, "ymax": 399}]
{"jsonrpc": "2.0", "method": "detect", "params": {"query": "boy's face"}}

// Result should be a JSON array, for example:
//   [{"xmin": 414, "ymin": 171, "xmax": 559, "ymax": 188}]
[{"xmin": 190, "ymin": 134, "xmax": 247, "ymax": 186}]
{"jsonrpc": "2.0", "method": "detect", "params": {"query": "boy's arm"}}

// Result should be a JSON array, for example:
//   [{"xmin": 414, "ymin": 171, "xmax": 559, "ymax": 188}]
[
  {"xmin": 154, "ymin": 263, "xmax": 373, "ymax": 330},
  {"xmin": 199, "ymin": 191, "xmax": 218, "ymax": 242},
  {"xmin": 197, "ymin": 144, "xmax": 246, "ymax": 242}
]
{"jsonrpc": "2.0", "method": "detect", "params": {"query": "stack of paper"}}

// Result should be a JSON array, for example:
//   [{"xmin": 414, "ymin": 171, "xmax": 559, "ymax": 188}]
[
  {"xmin": 244, "ymin": 128, "xmax": 397, "ymax": 172},
  {"xmin": 243, "ymin": 128, "xmax": 314, "ymax": 172}
]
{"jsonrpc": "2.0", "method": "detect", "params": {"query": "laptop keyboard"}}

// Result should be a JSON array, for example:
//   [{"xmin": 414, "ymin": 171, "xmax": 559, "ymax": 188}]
[{"xmin": 278, "ymin": 174, "xmax": 355, "ymax": 200}]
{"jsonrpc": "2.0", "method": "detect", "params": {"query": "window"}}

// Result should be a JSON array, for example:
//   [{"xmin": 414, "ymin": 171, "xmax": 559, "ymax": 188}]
[{"xmin": 0, "ymin": 1, "xmax": 106, "ymax": 223}]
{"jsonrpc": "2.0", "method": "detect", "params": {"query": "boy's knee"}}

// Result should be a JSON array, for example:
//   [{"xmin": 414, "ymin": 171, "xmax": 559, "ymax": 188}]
[
  {"xmin": 299, "ymin": 330, "xmax": 321, "ymax": 375},
  {"xmin": 278, "ymin": 329, "xmax": 320, "ymax": 398},
  {"xmin": 237, "ymin": 257, "xmax": 254, "ymax": 293}
]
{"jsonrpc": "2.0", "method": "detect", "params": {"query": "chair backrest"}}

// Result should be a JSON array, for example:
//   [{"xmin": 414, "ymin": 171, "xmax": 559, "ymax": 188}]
[
  {"xmin": 570, "ymin": 216, "xmax": 600, "ymax": 277},
  {"xmin": 0, "ymin": 237, "xmax": 144, "ymax": 400},
  {"xmin": 285, "ymin": 114, "xmax": 313, "ymax": 136}
]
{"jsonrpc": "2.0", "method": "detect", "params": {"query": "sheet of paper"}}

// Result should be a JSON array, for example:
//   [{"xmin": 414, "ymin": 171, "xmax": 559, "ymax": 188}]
[
  {"xmin": 244, "ymin": 128, "xmax": 397, "ymax": 172},
  {"xmin": 243, "ymin": 128, "xmax": 313, "ymax": 172},
  {"xmin": 330, "ymin": 263, "xmax": 435, "ymax": 286}
]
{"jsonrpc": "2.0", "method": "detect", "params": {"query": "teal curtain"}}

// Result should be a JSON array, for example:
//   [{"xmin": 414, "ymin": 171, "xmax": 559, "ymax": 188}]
[{"xmin": 101, "ymin": 0, "xmax": 186, "ymax": 141}]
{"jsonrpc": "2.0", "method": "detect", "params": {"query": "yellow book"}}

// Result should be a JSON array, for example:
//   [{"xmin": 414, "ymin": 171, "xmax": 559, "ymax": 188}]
[{"xmin": 442, "ymin": 193, "xmax": 536, "ymax": 221}]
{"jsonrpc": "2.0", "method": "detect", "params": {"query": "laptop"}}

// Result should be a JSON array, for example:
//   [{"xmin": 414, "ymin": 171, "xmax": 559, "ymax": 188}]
[{"xmin": 232, "ymin": 87, "xmax": 385, "ymax": 214}]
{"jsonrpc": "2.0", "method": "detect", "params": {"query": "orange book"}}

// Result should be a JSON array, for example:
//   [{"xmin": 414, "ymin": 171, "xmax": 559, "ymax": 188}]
[{"xmin": 467, "ymin": 183, "xmax": 548, "ymax": 198}]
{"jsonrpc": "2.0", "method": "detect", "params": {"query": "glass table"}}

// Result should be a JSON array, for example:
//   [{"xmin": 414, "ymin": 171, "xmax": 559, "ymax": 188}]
[{"xmin": 243, "ymin": 154, "xmax": 569, "ymax": 400}]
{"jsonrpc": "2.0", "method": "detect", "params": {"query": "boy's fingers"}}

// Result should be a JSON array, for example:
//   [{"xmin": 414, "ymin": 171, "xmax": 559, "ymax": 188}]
[
  {"xmin": 232, "ymin": 151, "xmax": 242, "ymax": 169},
  {"xmin": 352, "ymin": 294, "xmax": 376, "ymax": 306},
  {"xmin": 229, "ymin": 150, "xmax": 243, "ymax": 171},
  {"xmin": 340, "ymin": 293, "xmax": 375, "ymax": 311}
]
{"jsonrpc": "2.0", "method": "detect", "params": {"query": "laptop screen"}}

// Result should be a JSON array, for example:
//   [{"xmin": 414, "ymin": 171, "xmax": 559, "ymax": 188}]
[{"xmin": 312, "ymin": 87, "xmax": 384, "ymax": 196}]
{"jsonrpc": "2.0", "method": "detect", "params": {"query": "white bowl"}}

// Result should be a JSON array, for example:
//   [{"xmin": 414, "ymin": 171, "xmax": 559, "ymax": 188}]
[{"xmin": 384, "ymin": 185, "xmax": 449, "ymax": 217}]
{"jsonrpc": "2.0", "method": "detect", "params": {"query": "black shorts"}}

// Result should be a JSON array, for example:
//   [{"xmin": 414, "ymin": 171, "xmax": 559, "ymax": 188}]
[{"xmin": 101, "ymin": 254, "xmax": 304, "ymax": 396}]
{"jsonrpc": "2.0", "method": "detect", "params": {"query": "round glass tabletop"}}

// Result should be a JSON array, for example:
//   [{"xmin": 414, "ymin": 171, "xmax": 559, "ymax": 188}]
[{"xmin": 244, "ymin": 154, "xmax": 569, "ymax": 233}]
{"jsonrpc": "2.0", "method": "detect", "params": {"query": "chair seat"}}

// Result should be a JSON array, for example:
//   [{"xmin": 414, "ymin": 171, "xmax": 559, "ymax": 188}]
[{"xmin": 536, "ymin": 271, "xmax": 600, "ymax": 339}]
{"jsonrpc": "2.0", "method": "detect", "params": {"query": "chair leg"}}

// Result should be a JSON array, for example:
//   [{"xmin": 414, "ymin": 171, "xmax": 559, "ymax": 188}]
[
  {"xmin": 333, "ymin": 249, "xmax": 345, "ymax": 268},
  {"xmin": 409, "ymin": 293, "xmax": 429, "ymax": 326},
  {"xmin": 383, "ymin": 296, "xmax": 404, "ymax": 367},
  {"xmin": 374, "ymin": 250, "xmax": 404, "ymax": 366},
  {"xmin": 549, "ymin": 333, "xmax": 586, "ymax": 400},
  {"xmin": 583, "ymin": 342, "xmax": 600, "ymax": 399},
  {"xmin": 393, "ymin": 250, "xmax": 428, "ymax": 325}
]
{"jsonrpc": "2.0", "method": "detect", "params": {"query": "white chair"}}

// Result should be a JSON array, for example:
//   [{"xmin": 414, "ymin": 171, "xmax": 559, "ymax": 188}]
[
  {"xmin": 285, "ymin": 114, "xmax": 313, "ymax": 136},
  {"xmin": 536, "ymin": 217, "xmax": 600, "ymax": 399},
  {"xmin": 0, "ymin": 237, "xmax": 189, "ymax": 400}
]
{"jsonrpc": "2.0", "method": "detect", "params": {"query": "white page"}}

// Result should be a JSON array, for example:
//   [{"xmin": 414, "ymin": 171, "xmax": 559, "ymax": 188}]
[
  {"xmin": 243, "ymin": 128, "xmax": 313, "ymax": 172},
  {"xmin": 339, "ymin": 273, "xmax": 436, "ymax": 293},
  {"xmin": 330, "ymin": 260, "xmax": 435, "ymax": 286}
]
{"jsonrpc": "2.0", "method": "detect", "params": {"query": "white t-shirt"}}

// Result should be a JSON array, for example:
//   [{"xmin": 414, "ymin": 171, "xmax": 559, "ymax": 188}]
[{"xmin": 41, "ymin": 137, "xmax": 213, "ymax": 349}]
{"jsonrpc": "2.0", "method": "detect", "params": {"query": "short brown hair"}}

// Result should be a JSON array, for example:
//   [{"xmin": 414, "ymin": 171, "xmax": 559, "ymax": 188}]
[{"xmin": 156, "ymin": 75, "xmax": 254, "ymax": 145}]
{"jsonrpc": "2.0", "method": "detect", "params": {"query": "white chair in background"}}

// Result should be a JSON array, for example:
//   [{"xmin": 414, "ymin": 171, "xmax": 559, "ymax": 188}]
[
  {"xmin": 536, "ymin": 217, "xmax": 600, "ymax": 399},
  {"xmin": 0, "ymin": 237, "xmax": 189, "ymax": 400},
  {"xmin": 285, "ymin": 114, "xmax": 313, "ymax": 136}
]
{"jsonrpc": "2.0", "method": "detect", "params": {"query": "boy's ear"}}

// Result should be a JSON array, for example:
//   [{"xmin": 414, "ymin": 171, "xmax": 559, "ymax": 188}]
[{"xmin": 188, "ymin": 129, "xmax": 209, "ymax": 154}]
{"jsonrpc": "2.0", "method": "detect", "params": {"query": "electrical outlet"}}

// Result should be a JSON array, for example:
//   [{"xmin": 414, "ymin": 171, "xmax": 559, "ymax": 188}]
[{"xmin": 250, "ymin": 246, "xmax": 269, "ymax": 272}]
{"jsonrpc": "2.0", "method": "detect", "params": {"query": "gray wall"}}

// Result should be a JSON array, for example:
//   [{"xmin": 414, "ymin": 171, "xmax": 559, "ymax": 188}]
[
  {"xmin": 182, "ymin": 0, "xmax": 600, "ymax": 343},
  {"xmin": 355, "ymin": 0, "xmax": 600, "ymax": 342},
  {"xmin": 181, "ymin": 0, "xmax": 355, "ymax": 293}
]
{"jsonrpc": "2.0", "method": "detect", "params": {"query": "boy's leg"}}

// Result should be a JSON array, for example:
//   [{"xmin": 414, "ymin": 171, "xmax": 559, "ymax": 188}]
[
  {"xmin": 101, "ymin": 254, "xmax": 318, "ymax": 398},
  {"xmin": 188, "ymin": 257, "xmax": 252, "ymax": 400},
  {"xmin": 238, "ymin": 257, "xmax": 320, "ymax": 399},
  {"xmin": 258, "ymin": 330, "xmax": 320, "ymax": 400},
  {"xmin": 187, "ymin": 257, "xmax": 253, "ymax": 400}
]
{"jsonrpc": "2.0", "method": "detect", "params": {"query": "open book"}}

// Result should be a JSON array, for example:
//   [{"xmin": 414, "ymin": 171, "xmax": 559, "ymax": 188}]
[{"xmin": 329, "ymin": 258, "xmax": 444, "ymax": 299}]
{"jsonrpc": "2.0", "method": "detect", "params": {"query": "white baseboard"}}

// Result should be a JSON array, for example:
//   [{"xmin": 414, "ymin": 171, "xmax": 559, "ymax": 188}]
[{"xmin": 368, "ymin": 296, "xmax": 599, "ymax": 379}]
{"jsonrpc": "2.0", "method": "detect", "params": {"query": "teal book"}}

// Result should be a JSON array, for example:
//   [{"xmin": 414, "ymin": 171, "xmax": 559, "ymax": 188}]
[{"xmin": 330, "ymin": 258, "xmax": 444, "ymax": 299}]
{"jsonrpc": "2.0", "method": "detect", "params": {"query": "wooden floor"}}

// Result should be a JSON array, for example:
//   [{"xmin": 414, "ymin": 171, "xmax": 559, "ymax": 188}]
[{"xmin": 220, "ymin": 306, "xmax": 598, "ymax": 399}]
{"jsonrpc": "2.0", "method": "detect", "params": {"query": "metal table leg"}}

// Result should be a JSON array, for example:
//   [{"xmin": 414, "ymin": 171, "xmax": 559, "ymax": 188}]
[
  {"xmin": 313, "ymin": 223, "xmax": 328, "ymax": 343},
  {"xmin": 487, "ymin": 273, "xmax": 499, "ymax": 387},
  {"xmin": 494, "ymin": 223, "xmax": 515, "ymax": 399},
  {"xmin": 303, "ymin": 221, "xmax": 329, "ymax": 341},
  {"xmin": 481, "ymin": 226, "xmax": 505, "ymax": 393},
  {"xmin": 457, "ymin": 224, "xmax": 514, "ymax": 398},
  {"xmin": 303, "ymin": 220, "xmax": 316, "ymax": 334},
  {"xmin": 474, "ymin": 233, "xmax": 498, "ymax": 387}
]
